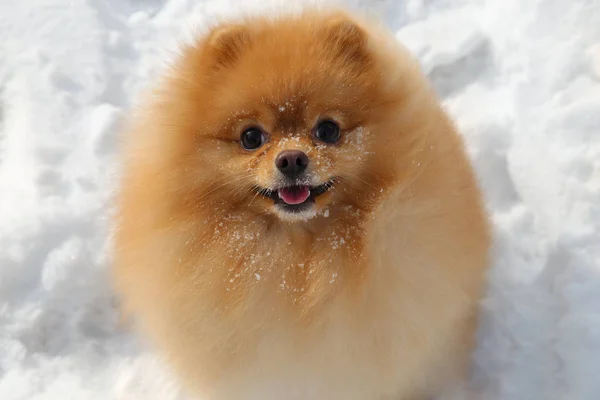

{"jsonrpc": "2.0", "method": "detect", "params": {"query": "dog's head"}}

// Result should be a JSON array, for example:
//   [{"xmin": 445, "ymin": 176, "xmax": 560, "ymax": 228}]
[{"xmin": 157, "ymin": 11, "xmax": 416, "ymax": 222}]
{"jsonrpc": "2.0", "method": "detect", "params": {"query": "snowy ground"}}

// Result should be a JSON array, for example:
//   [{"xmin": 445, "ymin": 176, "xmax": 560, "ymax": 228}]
[{"xmin": 0, "ymin": 0, "xmax": 599, "ymax": 399}]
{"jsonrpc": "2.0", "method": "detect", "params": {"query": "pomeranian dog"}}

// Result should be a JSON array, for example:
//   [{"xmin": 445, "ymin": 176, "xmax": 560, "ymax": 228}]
[{"xmin": 114, "ymin": 7, "xmax": 490, "ymax": 400}]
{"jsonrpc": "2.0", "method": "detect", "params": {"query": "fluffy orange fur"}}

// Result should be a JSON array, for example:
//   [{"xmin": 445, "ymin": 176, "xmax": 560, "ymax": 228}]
[{"xmin": 113, "ymin": 8, "xmax": 490, "ymax": 400}]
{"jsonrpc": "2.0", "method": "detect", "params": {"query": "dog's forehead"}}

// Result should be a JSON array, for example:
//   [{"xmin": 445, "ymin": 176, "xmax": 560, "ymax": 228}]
[{"xmin": 263, "ymin": 95, "xmax": 308, "ymax": 129}]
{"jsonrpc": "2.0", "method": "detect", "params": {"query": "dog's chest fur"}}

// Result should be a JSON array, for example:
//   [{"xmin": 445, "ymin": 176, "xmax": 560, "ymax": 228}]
[{"xmin": 177, "ymin": 210, "xmax": 462, "ymax": 400}]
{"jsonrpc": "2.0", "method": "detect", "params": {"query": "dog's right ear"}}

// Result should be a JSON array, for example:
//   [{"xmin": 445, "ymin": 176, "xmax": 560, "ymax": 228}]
[
  {"xmin": 205, "ymin": 23, "xmax": 252, "ymax": 70},
  {"xmin": 321, "ymin": 14, "xmax": 369, "ymax": 65}
]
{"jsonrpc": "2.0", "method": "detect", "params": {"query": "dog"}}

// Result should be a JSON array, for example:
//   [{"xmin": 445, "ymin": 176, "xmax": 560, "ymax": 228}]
[{"xmin": 113, "ymin": 8, "xmax": 490, "ymax": 400}]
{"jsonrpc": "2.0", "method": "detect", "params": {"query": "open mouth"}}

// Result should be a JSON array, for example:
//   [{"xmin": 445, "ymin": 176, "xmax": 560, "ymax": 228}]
[{"xmin": 255, "ymin": 179, "xmax": 335, "ymax": 213}]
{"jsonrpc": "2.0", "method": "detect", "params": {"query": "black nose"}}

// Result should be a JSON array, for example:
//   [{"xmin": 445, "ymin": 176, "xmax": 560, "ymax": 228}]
[{"xmin": 275, "ymin": 150, "xmax": 309, "ymax": 178}]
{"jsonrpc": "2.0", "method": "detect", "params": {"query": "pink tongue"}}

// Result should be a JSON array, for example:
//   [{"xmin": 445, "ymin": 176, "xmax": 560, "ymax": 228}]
[{"xmin": 278, "ymin": 186, "xmax": 310, "ymax": 205}]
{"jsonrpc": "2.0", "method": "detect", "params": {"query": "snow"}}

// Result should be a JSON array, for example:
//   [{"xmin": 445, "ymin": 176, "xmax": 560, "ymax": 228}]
[{"xmin": 0, "ymin": 0, "xmax": 599, "ymax": 399}]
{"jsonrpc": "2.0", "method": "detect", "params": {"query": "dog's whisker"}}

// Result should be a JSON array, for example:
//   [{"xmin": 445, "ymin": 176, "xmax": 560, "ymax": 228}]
[
  {"xmin": 197, "ymin": 175, "xmax": 255, "ymax": 202},
  {"xmin": 248, "ymin": 189, "xmax": 262, "ymax": 207}
]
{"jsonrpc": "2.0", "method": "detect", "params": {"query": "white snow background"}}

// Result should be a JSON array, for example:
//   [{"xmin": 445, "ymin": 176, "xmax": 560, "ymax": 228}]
[{"xmin": 0, "ymin": 0, "xmax": 599, "ymax": 399}]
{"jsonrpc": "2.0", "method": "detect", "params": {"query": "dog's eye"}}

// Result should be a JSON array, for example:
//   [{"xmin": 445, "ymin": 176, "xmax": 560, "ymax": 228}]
[
  {"xmin": 240, "ymin": 127, "xmax": 265, "ymax": 150},
  {"xmin": 314, "ymin": 120, "xmax": 341, "ymax": 144}
]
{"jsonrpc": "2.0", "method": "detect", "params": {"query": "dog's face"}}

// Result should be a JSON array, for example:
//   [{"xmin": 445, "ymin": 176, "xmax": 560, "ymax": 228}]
[{"xmin": 167, "ymin": 12, "xmax": 401, "ymax": 222}]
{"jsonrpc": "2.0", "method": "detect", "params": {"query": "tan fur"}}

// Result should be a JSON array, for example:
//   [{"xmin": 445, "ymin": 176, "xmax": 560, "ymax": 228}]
[{"xmin": 113, "ymin": 8, "xmax": 490, "ymax": 400}]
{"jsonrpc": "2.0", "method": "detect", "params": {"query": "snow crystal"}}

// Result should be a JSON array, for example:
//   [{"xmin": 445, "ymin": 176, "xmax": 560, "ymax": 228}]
[{"xmin": 329, "ymin": 273, "xmax": 338, "ymax": 284}]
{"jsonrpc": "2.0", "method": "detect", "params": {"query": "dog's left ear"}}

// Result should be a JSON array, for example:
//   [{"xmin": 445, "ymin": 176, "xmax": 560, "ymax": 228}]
[{"xmin": 321, "ymin": 14, "xmax": 369, "ymax": 65}]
